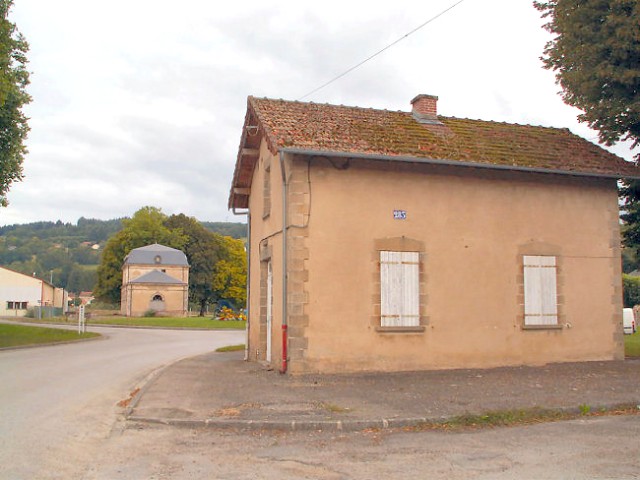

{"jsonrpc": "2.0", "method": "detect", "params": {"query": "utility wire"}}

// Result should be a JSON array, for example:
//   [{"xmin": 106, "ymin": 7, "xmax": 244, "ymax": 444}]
[{"xmin": 298, "ymin": 0, "xmax": 468, "ymax": 101}]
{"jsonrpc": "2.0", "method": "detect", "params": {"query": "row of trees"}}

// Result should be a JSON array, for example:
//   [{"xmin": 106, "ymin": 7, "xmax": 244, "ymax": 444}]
[{"xmin": 93, "ymin": 207, "xmax": 247, "ymax": 315}]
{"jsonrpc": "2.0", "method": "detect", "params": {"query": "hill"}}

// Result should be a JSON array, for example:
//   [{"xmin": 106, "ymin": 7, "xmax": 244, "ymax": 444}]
[{"xmin": 0, "ymin": 217, "xmax": 246, "ymax": 293}]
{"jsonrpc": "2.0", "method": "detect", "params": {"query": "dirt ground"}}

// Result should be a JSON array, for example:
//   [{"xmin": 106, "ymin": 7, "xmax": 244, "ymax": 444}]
[{"xmin": 72, "ymin": 414, "xmax": 640, "ymax": 480}]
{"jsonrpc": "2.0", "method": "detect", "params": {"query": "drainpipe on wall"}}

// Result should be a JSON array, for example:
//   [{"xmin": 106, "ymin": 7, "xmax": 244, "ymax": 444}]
[{"xmin": 279, "ymin": 150, "xmax": 288, "ymax": 374}]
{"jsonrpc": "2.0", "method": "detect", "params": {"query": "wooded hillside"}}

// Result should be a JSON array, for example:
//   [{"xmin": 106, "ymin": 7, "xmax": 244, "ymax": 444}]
[{"xmin": 0, "ymin": 217, "xmax": 246, "ymax": 294}]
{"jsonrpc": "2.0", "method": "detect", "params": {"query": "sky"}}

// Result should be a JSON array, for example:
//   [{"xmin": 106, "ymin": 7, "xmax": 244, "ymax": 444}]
[{"xmin": 2, "ymin": 0, "xmax": 637, "ymax": 226}]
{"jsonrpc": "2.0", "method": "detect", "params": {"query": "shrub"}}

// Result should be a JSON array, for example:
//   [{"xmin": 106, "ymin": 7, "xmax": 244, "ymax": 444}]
[
  {"xmin": 623, "ymin": 274, "xmax": 640, "ymax": 307},
  {"xmin": 143, "ymin": 309, "xmax": 157, "ymax": 318}
]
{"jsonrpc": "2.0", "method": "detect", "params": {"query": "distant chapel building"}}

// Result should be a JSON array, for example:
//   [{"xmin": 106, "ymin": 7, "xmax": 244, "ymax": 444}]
[{"xmin": 121, "ymin": 244, "xmax": 189, "ymax": 317}]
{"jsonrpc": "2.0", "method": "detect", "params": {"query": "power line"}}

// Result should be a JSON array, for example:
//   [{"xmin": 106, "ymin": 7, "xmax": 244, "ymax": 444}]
[{"xmin": 297, "ymin": 0, "xmax": 469, "ymax": 101}]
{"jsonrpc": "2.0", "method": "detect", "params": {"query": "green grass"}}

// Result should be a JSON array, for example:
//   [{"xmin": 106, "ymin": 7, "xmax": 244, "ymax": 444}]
[
  {"xmin": 624, "ymin": 331, "xmax": 640, "ymax": 357},
  {"xmin": 410, "ymin": 404, "xmax": 640, "ymax": 431},
  {"xmin": 88, "ymin": 317, "xmax": 246, "ymax": 329},
  {"xmin": 15, "ymin": 316, "xmax": 246, "ymax": 330},
  {"xmin": 215, "ymin": 344, "xmax": 246, "ymax": 352},
  {"xmin": 0, "ymin": 323, "xmax": 100, "ymax": 348}
]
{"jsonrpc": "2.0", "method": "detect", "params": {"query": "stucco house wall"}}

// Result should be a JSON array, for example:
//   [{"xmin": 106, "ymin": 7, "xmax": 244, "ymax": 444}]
[{"xmin": 295, "ymin": 158, "xmax": 621, "ymax": 373}]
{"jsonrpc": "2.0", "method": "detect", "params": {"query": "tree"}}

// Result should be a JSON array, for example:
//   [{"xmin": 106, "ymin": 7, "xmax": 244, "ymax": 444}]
[
  {"xmin": 0, "ymin": 0, "xmax": 30, "ymax": 207},
  {"xmin": 212, "ymin": 236, "xmax": 247, "ymax": 308},
  {"xmin": 534, "ymin": 1, "xmax": 640, "ymax": 248},
  {"xmin": 535, "ymin": 0, "xmax": 640, "ymax": 150},
  {"xmin": 164, "ymin": 214, "xmax": 225, "ymax": 316},
  {"xmin": 94, "ymin": 207, "xmax": 187, "ymax": 304}
]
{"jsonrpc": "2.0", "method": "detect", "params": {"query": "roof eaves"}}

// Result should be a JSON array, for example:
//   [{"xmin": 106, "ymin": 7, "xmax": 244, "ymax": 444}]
[{"xmin": 279, "ymin": 147, "xmax": 640, "ymax": 180}]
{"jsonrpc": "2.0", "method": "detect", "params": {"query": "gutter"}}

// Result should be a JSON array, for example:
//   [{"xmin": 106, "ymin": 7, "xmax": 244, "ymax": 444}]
[
  {"xmin": 279, "ymin": 147, "xmax": 640, "ymax": 181},
  {"xmin": 279, "ymin": 150, "xmax": 288, "ymax": 374}
]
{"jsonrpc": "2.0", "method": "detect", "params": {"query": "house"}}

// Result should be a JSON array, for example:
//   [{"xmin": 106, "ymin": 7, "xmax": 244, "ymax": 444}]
[
  {"xmin": 0, "ymin": 266, "xmax": 68, "ymax": 317},
  {"xmin": 120, "ymin": 244, "xmax": 189, "ymax": 317},
  {"xmin": 229, "ymin": 94, "xmax": 640, "ymax": 375}
]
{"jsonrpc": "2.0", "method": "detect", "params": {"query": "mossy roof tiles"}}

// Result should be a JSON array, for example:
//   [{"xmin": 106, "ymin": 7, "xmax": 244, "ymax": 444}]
[{"xmin": 229, "ymin": 96, "xmax": 639, "ymax": 209}]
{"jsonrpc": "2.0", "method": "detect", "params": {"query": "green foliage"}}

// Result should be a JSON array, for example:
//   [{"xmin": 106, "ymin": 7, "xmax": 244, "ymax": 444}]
[
  {"xmin": 212, "ymin": 236, "xmax": 247, "ymax": 308},
  {"xmin": 143, "ymin": 309, "xmax": 157, "ymax": 317},
  {"xmin": 0, "ymin": 0, "xmax": 30, "ymax": 207},
  {"xmin": 579, "ymin": 403, "xmax": 592, "ymax": 415},
  {"xmin": 164, "ymin": 213, "xmax": 224, "ymax": 316},
  {"xmin": 201, "ymin": 221, "xmax": 246, "ymax": 239},
  {"xmin": 535, "ymin": 0, "xmax": 640, "ymax": 151},
  {"xmin": 622, "ymin": 274, "xmax": 640, "ymax": 307},
  {"xmin": 94, "ymin": 207, "xmax": 187, "ymax": 303},
  {"xmin": 534, "ymin": 1, "xmax": 640, "ymax": 251},
  {"xmin": 622, "ymin": 247, "xmax": 639, "ymax": 273}
]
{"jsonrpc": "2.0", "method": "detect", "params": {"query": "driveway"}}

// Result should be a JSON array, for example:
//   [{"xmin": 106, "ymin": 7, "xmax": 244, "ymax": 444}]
[{"xmin": 0, "ymin": 325, "xmax": 244, "ymax": 479}]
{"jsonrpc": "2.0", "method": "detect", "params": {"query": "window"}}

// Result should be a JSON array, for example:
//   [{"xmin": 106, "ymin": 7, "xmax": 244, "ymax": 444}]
[
  {"xmin": 523, "ymin": 255, "xmax": 558, "ymax": 326},
  {"xmin": 263, "ymin": 162, "xmax": 271, "ymax": 218},
  {"xmin": 6, "ymin": 301, "xmax": 28, "ymax": 310},
  {"xmin": 380, "ymin": 251, "xmax": 420, "ymax": 327}
]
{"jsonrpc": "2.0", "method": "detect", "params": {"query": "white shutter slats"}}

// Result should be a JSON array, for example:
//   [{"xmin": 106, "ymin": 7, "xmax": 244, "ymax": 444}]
[
  {"xmin": 523, "ymin": 255, "xmax": 558, "ymax": 326},
  {"xmin": 380, "ymin": 251, "xmax": 420, "ymax": 327}
]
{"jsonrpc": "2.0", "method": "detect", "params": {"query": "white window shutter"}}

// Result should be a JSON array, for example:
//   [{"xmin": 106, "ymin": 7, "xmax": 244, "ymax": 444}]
[
  {"xmin": 523, "ymin": 255, "xmax": 558, "ymax": 325},
  {"xmin": 380, "ymin": 251, "xmax": 420, "ymax": 327}
]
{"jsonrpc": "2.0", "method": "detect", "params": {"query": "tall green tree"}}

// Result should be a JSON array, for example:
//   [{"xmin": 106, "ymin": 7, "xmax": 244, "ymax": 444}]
[
  {"xmin": 535, "ymin": 0, "xmax": 640, "ymax": 250},
  {"xmin": 164, "ymin": 213, "xmax": 225, "ymax": 316},
  {"xmin": 94, "ymin": 207, "xmax": 186, "ymax": 304},
  {"xmin": 0, "ymin": 0, "xmax": 30, "ymax": 207},
  {"xmin": 212, "ymin": 235, "xmax": 247, "ymax": 308},
  {"xmin": 535, "ymin": 0, "xmax": 640, "ymax": 150}
]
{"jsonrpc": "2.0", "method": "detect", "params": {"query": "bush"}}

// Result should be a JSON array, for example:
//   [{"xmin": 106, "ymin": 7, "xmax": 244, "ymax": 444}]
[
  {"xmin": 622, "ymin": 274, "xmax": 640, "ymax": 307},
  {"xmin": 143, "ymin": 309, "xmax": 157, "ymax": 318}
]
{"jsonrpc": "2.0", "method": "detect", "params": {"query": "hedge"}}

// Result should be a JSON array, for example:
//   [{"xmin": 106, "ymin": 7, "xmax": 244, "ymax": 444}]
[{"xmin": 622, "ymin": 274, "xmax": 640, "ymax": 308}]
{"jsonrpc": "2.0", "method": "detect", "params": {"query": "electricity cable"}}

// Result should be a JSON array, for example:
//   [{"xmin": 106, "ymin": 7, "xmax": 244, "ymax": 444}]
[{"xmin": 297, "ymin": 0, "xmax": 469, "ymax": 101}]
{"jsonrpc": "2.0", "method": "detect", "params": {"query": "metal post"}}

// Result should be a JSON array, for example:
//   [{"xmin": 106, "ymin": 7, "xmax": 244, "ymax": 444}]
[{"xmin": 78, "ymin": 305, "xmax": 85, "ymax": 334}]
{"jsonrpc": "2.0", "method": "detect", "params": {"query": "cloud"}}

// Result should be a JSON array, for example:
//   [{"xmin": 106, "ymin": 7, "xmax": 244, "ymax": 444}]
[{"xmin": 2, "ymin": 0, "xmax": 637, "ymax": 227}]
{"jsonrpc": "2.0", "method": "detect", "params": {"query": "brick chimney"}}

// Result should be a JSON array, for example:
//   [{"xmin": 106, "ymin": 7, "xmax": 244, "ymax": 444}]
[{"xmin": 411, "ymin": 94, "xmax": 442, "ymax": 125}]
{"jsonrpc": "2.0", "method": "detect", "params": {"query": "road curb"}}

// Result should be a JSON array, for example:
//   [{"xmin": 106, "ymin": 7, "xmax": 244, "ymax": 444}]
[{"xmin": 126, "ymin": 402, "xmax": 640, "ymax": 432}]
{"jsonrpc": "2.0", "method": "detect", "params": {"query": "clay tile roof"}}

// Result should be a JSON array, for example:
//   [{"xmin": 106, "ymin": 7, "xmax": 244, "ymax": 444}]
[{"xmin": 229, "ymin": 96, "xmax": 640, "ymax": 209}]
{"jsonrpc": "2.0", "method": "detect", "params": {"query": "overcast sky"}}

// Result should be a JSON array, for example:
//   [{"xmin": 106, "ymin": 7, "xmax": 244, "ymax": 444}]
[{"xmin": 2, "ymin": 0, "xmax": 637, "ymax": 226}]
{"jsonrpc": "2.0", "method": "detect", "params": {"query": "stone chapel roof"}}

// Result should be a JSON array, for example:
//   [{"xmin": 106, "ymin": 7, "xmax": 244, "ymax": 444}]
[{"xmin": 123, "ymin": 244, "xmax": 189, "ymax": 267}]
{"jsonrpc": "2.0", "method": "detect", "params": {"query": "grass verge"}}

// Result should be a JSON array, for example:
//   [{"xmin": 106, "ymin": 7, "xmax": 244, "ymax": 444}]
[
  {"xmin": 408, "ymin": 403, "xmax": 640, "ymax": 432},
  {"xmin": 624, "ymin": 331, "xmax": 640, "ymax": 357},
  {"xmin": 215, "ymin": 344, "xmax": 246, "ymax": 352},
  {"xmin": 0, "ymin": 323, "xmax": 100, "ymax": 348},
  {"xmin": 15, "ymin": 316, "xmax": 246, "ymax": 330}
]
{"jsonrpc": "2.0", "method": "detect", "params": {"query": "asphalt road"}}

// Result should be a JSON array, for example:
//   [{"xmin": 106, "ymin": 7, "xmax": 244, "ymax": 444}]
[
  {"xmin": 0, "ymin": 325, "xmax": 244, "ymax": 479},
  {"xmin": 1, "ymin": 325, "xmax": 639, "ymax": 479}
]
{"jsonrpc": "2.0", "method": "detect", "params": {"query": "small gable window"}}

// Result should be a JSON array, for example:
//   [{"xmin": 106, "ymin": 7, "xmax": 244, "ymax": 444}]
[{"xmin": 154, "ymin": 255, "xmax": 162, "ymax": 264}]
